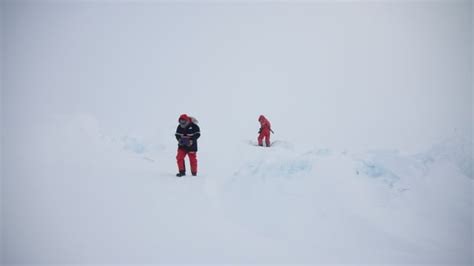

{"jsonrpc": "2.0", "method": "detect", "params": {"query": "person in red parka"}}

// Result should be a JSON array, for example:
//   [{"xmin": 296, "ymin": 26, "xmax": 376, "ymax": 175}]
[
  {"xmin": 175, "ymin": 114, "xmax": 200, "ymax": 177},
  {"xmin": 257, "ymin": 115, "xmax": 273, "ymax": 147}
]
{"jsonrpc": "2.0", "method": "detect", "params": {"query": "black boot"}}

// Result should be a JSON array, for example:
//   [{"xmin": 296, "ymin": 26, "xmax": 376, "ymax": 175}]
[
  {"xmin": 176, "ymin": 171, "xmax": 185, "ymax": 177},
  {"xmin": 191, "ymin": 172, "xmax": 197, "ymax": 176}
]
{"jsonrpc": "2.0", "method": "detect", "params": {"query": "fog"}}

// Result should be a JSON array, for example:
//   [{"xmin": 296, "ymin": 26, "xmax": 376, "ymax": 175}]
[{"xmin": 1, "ymin": 1, "xmax": 472, "ymax": 264}]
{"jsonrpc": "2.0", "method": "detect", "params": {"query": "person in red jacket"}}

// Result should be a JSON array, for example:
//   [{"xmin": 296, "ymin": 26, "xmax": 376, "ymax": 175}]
[
  {"xmin": 175, "ymin": 114, "xmax": 200, "ymax": 177},
  {"xmin": 257, "ymin": 115, "xmax": 273, "ymax": 147}
]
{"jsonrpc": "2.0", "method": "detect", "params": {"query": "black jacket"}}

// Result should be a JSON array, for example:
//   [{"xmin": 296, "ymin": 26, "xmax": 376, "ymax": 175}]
[{"xmin": 175, "ymin": 122, "xmax": 200, "ymax": 151}]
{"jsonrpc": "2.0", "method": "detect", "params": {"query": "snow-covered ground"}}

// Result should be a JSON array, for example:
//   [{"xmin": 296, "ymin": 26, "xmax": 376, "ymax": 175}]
[
  {"xmin": 1, "ymin": 1, "xmax": 473, "ymax": 265},
  {"xmin": 2, "ymin": 113, "xmax": 472, "ymax": 264}
]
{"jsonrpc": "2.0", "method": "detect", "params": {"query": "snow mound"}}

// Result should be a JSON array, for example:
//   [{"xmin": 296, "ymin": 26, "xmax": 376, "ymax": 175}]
[{"xmin": 420, "ymin": 135, "xmax": 473, "ymax": 179}]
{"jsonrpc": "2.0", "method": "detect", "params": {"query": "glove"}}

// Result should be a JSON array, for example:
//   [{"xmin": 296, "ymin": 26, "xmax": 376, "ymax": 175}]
[
  {"xmin": 178, "ymin": 138, "xmax": 189, "ymax": 146},
  {"xmin": 179, "ymin": 138, "xmax": 193, "ymax": 147},
  {"xmin": 258, "ymin": 128, "xmax": 262, "ymax": 134}
]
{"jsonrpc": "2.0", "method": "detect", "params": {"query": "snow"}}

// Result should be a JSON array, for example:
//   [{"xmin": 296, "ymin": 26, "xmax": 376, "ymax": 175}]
[
  {"xmin": 2, "ymin": 114, "xmax": 471, "ymax": 264},
  {"xmin": 1, "ymin": 1, "xmax": 473, "ymax": 265}
]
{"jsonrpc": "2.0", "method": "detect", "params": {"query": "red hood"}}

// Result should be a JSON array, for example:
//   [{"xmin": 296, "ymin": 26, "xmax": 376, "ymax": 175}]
[
  {"xmin": 258, "ymin": 115, "xmax": 270, "ymax": 127},
  {"xmin": 179, "ymin": 114, "xmax": 190, "ymax": 122}
]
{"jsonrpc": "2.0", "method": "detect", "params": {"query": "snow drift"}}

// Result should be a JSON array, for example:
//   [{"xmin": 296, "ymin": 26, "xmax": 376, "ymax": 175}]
[{"xmin": 2, "ymin": 114, "xmax": 472, "ymax": 264}]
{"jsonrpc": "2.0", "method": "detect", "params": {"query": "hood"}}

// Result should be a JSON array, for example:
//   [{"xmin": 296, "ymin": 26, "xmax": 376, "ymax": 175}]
[{"xmin": 179, "ymin": 114, "xmax": 190, "ymax": 122}]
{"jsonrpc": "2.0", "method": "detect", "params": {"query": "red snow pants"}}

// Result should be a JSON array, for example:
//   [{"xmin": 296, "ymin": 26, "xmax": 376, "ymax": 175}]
[
  {"xmin": 176, "ymin": 148, "xmax": 197, "ymax": 174},
  {"xmin": 258, "ymin": 130, "xmax": 271, "ymax": 147}
]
